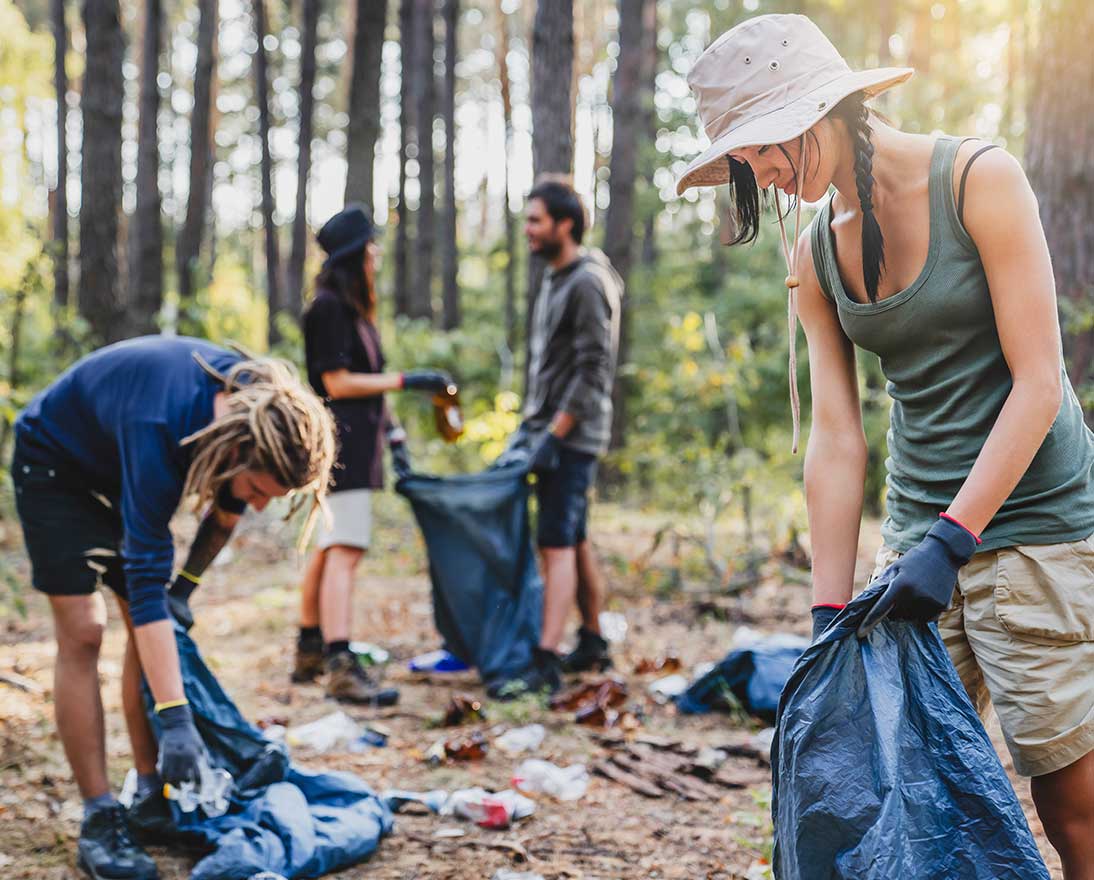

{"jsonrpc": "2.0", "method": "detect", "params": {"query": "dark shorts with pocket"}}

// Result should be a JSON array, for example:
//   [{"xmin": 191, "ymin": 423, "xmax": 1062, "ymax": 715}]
[
  {"xmin": 534, "ymin": 445, "xmax": 598, "ymax": 548},
  {"xmin": 10, "ymin": 444, "xmax": 128, "ymax": 601}
]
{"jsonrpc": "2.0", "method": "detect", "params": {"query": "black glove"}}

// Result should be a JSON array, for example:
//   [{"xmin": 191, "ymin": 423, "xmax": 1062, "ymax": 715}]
[
  {"xmin": 401, "ymin": 370, "xmax": 454, "ymax": 394},
  {"xmin": 530, "ymin": 432, "xmax": 562, "ymax": 473},
  {"xmin": 167, "ymin": 591, "xmax": 195, "ymax": 632},
  {"xmin": 387, "ymin": 427, "xmax": 411, "ymax": 476},
  {"xmin": 858, "ymin": 516, "xmax": 978, "ymax": 638},
  {"xmin": 156, "ymin": 703, "xmax": 204, "ymax": 786},
  {"xmin": 811, "ymin": 604, "xmax": 844, "ymax": 641}
]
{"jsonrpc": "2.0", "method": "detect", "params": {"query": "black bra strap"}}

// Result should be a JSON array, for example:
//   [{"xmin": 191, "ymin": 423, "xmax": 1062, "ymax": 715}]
[{"xmin": 957, "ymin": 144, "xmax": 1001, "ymax": 226}]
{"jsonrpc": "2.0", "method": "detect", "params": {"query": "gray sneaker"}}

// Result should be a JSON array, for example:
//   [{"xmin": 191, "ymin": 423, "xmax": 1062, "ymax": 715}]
[{"xmin": 78, "ymin": 803, "xmax": 159, "ymax": 880}]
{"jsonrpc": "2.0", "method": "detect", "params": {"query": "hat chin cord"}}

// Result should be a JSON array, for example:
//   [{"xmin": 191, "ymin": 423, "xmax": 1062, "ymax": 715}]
[{"xmin": 774, "ymin": 178, "xmax": 805, "ymax": 455}]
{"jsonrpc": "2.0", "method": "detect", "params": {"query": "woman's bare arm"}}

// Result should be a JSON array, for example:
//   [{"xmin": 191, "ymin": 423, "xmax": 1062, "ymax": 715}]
[{"xmin": 321, "ymin": 368, "xmax": 404, "ymax": 400}]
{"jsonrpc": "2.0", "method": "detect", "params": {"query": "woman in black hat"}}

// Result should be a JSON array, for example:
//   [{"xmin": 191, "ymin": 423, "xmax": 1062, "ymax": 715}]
[{"xmin": 292, "ymin": 203, "xmax": 453, "ymax": 703}]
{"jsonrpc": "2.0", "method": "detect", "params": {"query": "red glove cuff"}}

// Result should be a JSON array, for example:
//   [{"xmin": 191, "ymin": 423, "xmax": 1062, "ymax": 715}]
[
  {"xmin": 939, "ymin": 513, "xmax": 982, "ymax": 544},
  {"xmin": 398, "ymin": 372, "xmax": 406, "ymax": 389},
  {"xmin": 811, "ymin": 603, "xmax": 847, "ymax": 611}
]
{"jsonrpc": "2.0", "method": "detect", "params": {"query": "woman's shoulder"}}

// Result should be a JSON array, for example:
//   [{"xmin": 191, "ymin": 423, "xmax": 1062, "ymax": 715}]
[{"xmin": 305, "ymin": 286, "xmax": 351, "ymax": 319}]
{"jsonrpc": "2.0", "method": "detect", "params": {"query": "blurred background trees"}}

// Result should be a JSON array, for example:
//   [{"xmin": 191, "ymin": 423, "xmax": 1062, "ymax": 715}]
[{"xmin": 1, "ymin": 0, "xmax": 1091, "ymax": 559}]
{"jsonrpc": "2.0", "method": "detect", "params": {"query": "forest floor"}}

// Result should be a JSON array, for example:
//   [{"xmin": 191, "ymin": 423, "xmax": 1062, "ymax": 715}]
[{"xmin": 0, "ymin": 500, "xmax": 1063, "ymax": 880}]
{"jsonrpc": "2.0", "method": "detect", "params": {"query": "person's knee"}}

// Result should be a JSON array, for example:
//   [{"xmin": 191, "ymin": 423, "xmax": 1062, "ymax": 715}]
[
  {"xmin": 57, "ymin": 617, "xmax": 106, "ymax": 659},
  {"xmin": 325, "ymin": 545, "xmax": 365, "ymax": 572}
]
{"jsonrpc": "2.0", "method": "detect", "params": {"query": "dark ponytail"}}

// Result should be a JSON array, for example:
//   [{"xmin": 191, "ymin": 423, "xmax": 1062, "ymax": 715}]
[{"xmin": 831, "ymin": 91, "xmax": 885, "ymax": 303}]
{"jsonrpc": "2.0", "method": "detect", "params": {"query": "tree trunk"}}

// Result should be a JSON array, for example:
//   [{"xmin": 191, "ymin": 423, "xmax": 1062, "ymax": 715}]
[
  {"xmin": 345, "ymin": 0, "xmax": 387, "ymax": 209},
  {"xmin": 496, "ymin": 0, "xmax": 516, "ymax": 350},
  {"xmin": 409, "ymin": 0, "xmax": 435, "ymax": 321},
  {"xmin": 51, "ymin": 0, "xmax": 69, "ymax": 312},
  {"xmin": 639, "ymin": 0, "xmax": 657, "ymax": 268},
  {"xmin": 1025, "ymin": 0, "xmax": 1094, "ymax": 392},
  {"xmin": 78, "ymin": 0, "xmax": 125, "ymax": 345},
  {"xmin": 254, "ymin": 0, "xmax": 282, "ymax": 346},
  {"xmin": 176, "ymin": 0, "xmax": 218, "ymax": 308},
  {"xmin": 287, "ymin": 0, "xmax": 320, "ymax": 319},
  {"xmin": 604, "ymin": 0, "xmax": 643, "ymax": 451},
  {"xmin": 394, "ymin": 0, "xmax": 413, "ymax": 317},
  {"xmin": 128, "ymin": 0, "xmax": 164, "ymax": 336},
  {"xmin": 525, "ymin": 0, "xmax": 574, "ymax": 386},
  {"xmin": 440, "ymin": 0, "xmax": 459, "ymax": 329}
]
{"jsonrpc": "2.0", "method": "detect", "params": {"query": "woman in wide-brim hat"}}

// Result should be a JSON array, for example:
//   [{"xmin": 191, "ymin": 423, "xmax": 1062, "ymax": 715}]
[
  {"xmin": 679, "ymin": 13, "xmax": 1094, "ymax": 874},
  {"xmin": 291, "ymin": 203, "xmax": 455, "ymax": 705}
]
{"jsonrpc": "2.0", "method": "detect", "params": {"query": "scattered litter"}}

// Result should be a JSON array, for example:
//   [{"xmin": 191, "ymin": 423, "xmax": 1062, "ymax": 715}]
[
  {"xmin": 598, "ymin": 611, "xmax": 628, "ymax": 644},
  {"xmin": 512, "ymin": 759, "xmax": 588, "ymax": 801},
  {"xmin": 349, "ymin": 642, "xmax": 390, "ymax": 666},
  {"xmin": 248, "ymin": 873, "xmax": 289, "ymax": 880},
  {"xmin": 676, "ymin": 636, "xmax": 807, "ymax": 721},
  {"xmin": 491, "ymin": 872, "xmax": 545, "ymax": 880},
  {"xmin": 425, "ymin": 739, "xmax": 447, "ymax": 766},
  {"xmin": 647, "ymin": 673, "xmax": 689, "ymax": 702},
  {"xmin": 495, "ymin": 724, "xmax": 546, "ymax": 755},
  {"xmin": 443, "ymin": 693, "xmax": 486, "ymax": 726},
  {"xmin": 745, "ymin": 861, "xmax": 772, "ymax": 880},
  {"xmin": 163, "ymin": 760, "xmax": 233, "ymax": 818},
  {"xmin": 750, "ymin": 727, "xmax": 775, "ymax": 764},
  {"xmin": 444, "ymin": 730, "xmax": 488, "ymax": 761},
  {"xmin": 633, "ymin": 655, "xmax": 682, "ymax": 675},
  {"xmin": 262, "ymin": 725, "xmax": 287, "ymax": 743},
  {"xmin": 442, "ymin": 787, "xmax": 535, "ymax": 829},
  {"xmin": 408, "ymin": 649, "xmax": 471, "ymax": 674},
  {"xmin": 118, "ymin": 768, "xmax": 139, "ymax": 808},
  {"xmin": 285, "ymin": 711, "xmax": 361, "ymax": 753},
  {"xmin": 256, "ymin": 715, "xmax": 290, "ymax": 730},
  {"xmin": 550, "ymin": 678, "xmax": 627, "ymax": 712},
  {"xmin": 382, "ymin": 789, "xmax": 449, "ymax": 814},
  {"xmin": 433, "ymin": 826, "xmax": 466, "ymax": 839}
]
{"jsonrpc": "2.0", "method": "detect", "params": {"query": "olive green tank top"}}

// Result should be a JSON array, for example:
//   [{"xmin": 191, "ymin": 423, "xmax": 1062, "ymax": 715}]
[{"xmin": 809, "ymin": 136, "xmax": 1094, "ymax": 553}]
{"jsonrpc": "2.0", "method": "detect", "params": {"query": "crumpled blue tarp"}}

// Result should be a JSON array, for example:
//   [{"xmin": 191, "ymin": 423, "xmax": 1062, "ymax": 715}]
[
  {"xmin": 145, "ymin": 626, "xmax": 393, "ymax": 879},
  {"xmin": 395, "ymin": 458, "xmax": 542, "ymax": 687},
  {"xmin": 771, "ymin": 577, "xmax": 1050, "ymax": 879},
  {"xmin": 676, "ymin": 636, "xmax": 806, "ymax": 721}
]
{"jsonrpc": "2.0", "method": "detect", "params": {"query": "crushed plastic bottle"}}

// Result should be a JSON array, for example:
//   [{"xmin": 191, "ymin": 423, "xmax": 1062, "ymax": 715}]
[
  {"xmin": 285, "ymin": 710, "xmax": 360, "ymax": 753},
  {"xmin": 511, "ymin": 759, "xmax": 589, "ymax": 801},
  {"xmin": 442, "ymin": 787, "xmax": 535, "ymax": 829},
  {"xmin": 648, "ymin": 673, "xmax": 689, "ymax": 702},
  {"xmin": 495, "ymin": 724, "xmax": 545, "ymax": 755},
  {"xmin": 598, "ymin": 611, "xmax": 628, "ymax": 644},
  {"xmin": 163, "ymin": 758, "xmax": 233, "ymax": 818},
  {"xmin": 407, "ymin": 649, "xmax": 470, "ymax": 673},
  {"xmin": 382, "ymin": 788, "xmax": 449, "ymax": 814},
  {"xmin": 349, "ymin": 641, "xmax": 390, "ymax": 666}
]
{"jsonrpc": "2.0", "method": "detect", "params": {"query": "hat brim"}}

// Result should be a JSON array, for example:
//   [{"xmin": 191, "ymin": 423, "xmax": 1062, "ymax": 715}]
[
  {"xmin": 675, "ymin": 67, "xmax": 913, "ymax": 196},
  {"xmin": 322, "ymin": 230, "xmax": 379, "ymax": 268}
]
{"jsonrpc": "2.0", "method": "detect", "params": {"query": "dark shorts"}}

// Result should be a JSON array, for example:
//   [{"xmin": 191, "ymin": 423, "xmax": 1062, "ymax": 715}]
[
  {"xmin": 534, "ymin": 446, "xmax": 598, "ymax": 548},
  {"xmin": 11, "ymin": 449, "xmax": 128, "ymax": 600}
]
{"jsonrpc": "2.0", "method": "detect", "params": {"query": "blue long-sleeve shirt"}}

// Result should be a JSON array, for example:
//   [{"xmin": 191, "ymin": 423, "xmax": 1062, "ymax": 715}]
[{"xmin": 14, "ymin": 337, "xmax": 242, "ymax": 626}]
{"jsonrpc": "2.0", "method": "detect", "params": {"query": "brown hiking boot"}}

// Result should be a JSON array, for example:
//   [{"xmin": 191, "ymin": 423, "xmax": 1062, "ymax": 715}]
[
  {"xmin": 291, "ymin": 645, "xmax": 325, "ymax": 684},
  {"xmin": 325, "ymin": 651, "xmax": 400, "ymax": 706}
]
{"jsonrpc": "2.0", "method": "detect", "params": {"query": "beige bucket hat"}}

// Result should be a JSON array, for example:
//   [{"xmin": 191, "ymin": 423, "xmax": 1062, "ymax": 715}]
[{"xmin": 676, "ymin": 14, "xmax": 912, "ymax": 196}]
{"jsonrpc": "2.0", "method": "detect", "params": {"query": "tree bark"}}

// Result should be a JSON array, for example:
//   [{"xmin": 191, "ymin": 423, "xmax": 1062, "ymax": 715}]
[
  {"xmin": 345, "ymin": 0, "xmax": 387, "ymax": 209},
  {"xmin": 394, "ymin": 0, "xmax": 413, "ymax": 317},
  {"xmin": 287, "ymin": 0, "xmax": 320, "ymax": 320},
  {"xmin": 604, "ymin": 0, "xmax": 643, "ymax": 451},
  {"xmin": 51, "ymin": 0, "xmax": 69, "ymax": 312},
  {"xmin": 639, "ymin": 0, "xmax": 657, "ymax": 268},
  {"xmin": 78, "ymin": 0, "xmax": 125, "ymax": 345},
  {"xmin": 496, "ymin": 0, "xmax": 516, "ymax": 350},
  {"xmin": 440, "ymin": 0, "xmax": 459, "ymax": 329},
  {"xmin": 254, "ymin": 0, "xmax": 282, "ymax": 346},
  {"xmin": 1025, "ymin": 0, "xmax": 1094, "ymax": 391},
  {"xmin": 409, "ymin": 0, "xmax": 435, "ymax": 321},
  {"xmin": 176, "ymin": 0, "xmax": 218, "ymax": 308},
  {"xmin": 526, "ymin": 0, "xmax": 574, "ymax": 385},
  {"xmin": 128, "ymin": 0, "xmax": 164, "ymax": 336}
]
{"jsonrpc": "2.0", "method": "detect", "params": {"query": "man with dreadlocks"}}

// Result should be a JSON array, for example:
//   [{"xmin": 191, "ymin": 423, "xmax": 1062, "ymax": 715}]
[{"xmin": 10, "ymin": 336, "xmax": 334, "ymax": 880}]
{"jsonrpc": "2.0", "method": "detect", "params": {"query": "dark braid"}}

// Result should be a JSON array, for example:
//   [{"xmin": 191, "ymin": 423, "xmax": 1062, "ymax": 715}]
[{"xmin": 832, "ymin": 91, "xmax": 885, "ymax": 302}]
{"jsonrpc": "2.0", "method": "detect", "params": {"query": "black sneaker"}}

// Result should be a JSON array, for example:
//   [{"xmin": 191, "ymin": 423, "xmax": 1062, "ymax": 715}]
[
  {"xmin": 488, "ymin": 648, "xmax": 563, "ymax": 701},
  {"xmin": 561, "ymin": 627, "xmax": 613, "ymax": 673},
  {"xmin": 77, "ymin": 803, "xmax": 159, "ymax": 880}
]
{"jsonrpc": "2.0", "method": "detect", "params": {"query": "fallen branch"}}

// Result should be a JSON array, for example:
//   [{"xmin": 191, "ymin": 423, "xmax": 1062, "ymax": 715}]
[
  {"xmin": 403, "ymin": 831, "xmax": 530, "ymax": 862},
  {"xmin": 0, "ymin": 671, "xmax": 44, "ymax": 694}
]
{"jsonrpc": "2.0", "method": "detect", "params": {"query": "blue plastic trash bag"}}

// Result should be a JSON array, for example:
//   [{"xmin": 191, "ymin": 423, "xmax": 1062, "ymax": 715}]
[
  {"xmin": 676, "ymin": 635, "xmax": 806, "ymax": 721},
  {"xmin": 395, "ymin": 458, "xmax": 542, "ymax": 687},
  {"xmin": 771, "ymin": 577, "xmax": 1050, "ymax": 879},
  {"xmin": 144, "ymin": 626, "xmax": 393, "ymax": 879}
]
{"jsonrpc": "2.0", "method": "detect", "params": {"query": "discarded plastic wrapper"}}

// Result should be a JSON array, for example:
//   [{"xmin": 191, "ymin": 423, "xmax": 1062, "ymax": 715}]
[
  {"xmin": 382, "ymin": 789, "xmax": 449, "ymax": 814},
  {"xmin": 512, "ymin": 759, "xmax": 589, "ymax": 801},
  {"xmin": 162, "ymin": 760, "xmax": 233, "ymax": 818},
  {"xmin": 648, "ymin": 673, "xmax": 689, "ymax": 702},
  {"xmin": 285, "ymin": 710, "xmax": 360, "ymax": 753},
  {"xmin": 442, "ymin": 787, "xmax": 535, "ymax": 829},
  {"xmin": 495, "ymin": 723, "xmax": 545, "ymax": 755},
  {"xmin": 408, "ymin": 649, "xmax": 471, "ymax": 673},
  {"xmin": 598, "ymin": 611, "xmax": 628, "ymax": 644}
]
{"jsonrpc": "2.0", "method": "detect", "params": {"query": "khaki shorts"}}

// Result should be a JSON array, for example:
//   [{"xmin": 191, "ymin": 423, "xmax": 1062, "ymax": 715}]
[
  {"xmin": 871, "ymin": 537, "xmax": 1094, "ymax": 777},
  {"xmin": 316, "ymin": 489, "xmax": 372, "ymax": 551}
]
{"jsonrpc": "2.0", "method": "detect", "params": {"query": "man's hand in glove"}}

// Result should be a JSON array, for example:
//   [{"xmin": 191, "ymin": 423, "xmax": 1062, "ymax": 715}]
[
  {"xmin": 531, "ymin": 432, "xmax": 561, "ymax": 473},
  {"xmin": 858, "ymin": 514, "xmax": 979, "ymax": 638},
  {"xmin": 167, "ymin": 591, "xmax": 195, "ymax": 632},
  {"xmin": 811, "ymin": 604, "xmax": 845, "ymax": 641},
  {"xmin": 156, "ymin": 702, "xmax": 204, "ymax": 786},
  {"xmin": 400, "ymin": 370, "xmax": 455, "ymax": 394}
]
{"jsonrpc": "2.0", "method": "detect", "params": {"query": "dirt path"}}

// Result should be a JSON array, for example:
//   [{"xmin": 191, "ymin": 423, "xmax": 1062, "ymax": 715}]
[{"xmin": 0, "ymin": 503, "xmax": 1062, "ymax": 879}]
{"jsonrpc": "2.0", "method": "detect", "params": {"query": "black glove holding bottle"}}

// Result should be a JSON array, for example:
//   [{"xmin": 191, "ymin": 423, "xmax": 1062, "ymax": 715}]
[
  {"xmin": 156, "ymin": 702, "xmax": 205, "ymax": 786},
  {"xmin": 858, "ymin": 514, "xmax": 980, "ymax": 638}
]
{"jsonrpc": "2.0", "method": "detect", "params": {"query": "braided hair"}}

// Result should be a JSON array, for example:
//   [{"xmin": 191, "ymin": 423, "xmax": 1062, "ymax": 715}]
[
  {"xmin": 180, "ymin": 352, "xmax": 337, "ymax": 545},
  {"xmin": 830, "ymin": 91, "xmax": 885, "ymax": 302}
]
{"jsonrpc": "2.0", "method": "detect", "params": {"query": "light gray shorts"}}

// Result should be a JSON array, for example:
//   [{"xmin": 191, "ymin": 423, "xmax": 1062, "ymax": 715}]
[{"xmin": 316, "ymin": 489, "xmax": 372, "ymax": 551}]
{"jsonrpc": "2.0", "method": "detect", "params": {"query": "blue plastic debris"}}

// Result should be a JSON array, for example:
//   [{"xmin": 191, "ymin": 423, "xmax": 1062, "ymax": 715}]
[{"xmin": 408, "ymin": 649, "xmax": 471, "ymax": 673}]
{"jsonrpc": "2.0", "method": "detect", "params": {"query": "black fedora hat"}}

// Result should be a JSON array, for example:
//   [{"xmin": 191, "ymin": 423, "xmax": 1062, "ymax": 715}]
[{"xmin": 316, "ymin": 203, "xmax": 378, "ymax": 267}]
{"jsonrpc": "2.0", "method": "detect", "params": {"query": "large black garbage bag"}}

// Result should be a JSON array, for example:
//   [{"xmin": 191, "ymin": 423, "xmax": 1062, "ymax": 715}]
[
  {"xmin": 395, "ymin": 458, "xmax": 542, "ymax": 686},
  {"xmin": 771, "ymin": 578, "xmax": 1050, "ymax": 880},
  {"xmin": 143, "ymin": 625, "xmax": 393, "ymax": 879}
]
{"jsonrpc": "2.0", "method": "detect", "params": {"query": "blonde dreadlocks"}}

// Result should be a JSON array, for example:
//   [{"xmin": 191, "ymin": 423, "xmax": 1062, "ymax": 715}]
[{"xmin": 180, "ymin": 351, "xmax": 337, "ymax": 546}]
